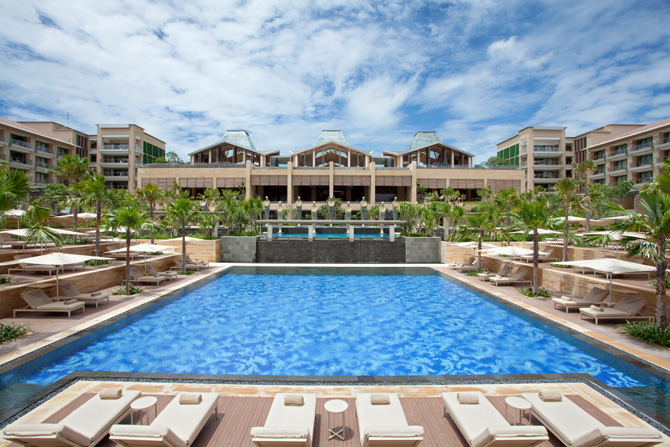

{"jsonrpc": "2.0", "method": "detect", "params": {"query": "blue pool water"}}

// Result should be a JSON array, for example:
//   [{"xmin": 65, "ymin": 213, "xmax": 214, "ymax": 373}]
[{"xmin": 1, "ymin": 267, "xmax": 669, "ymax": 424}]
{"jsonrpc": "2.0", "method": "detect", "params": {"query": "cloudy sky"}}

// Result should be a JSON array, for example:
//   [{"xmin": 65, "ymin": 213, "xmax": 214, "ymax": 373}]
[{"xmin": 1, "ymin": 0, "xmax": 669, "ymax": 161}]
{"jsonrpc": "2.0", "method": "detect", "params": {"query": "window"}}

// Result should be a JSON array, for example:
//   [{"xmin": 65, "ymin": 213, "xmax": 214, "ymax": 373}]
[
  {"xmin": 638, "ymin": 171, "xmax": 653, "ymax": 183},
  {"xmin": 638, "ymin": 154, "xmax": 653, "ymax": 166},
  {"xmin": 35, "ymin": 172, "xmax": 48, "ymax": 183},
  {"xmin": 614, "ymin": 161, "xmax": 627, "ymax": 171}
]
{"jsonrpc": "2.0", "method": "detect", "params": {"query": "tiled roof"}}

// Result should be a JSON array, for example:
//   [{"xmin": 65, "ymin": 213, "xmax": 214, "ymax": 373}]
[
  {"xmin": 315, "ymin": 130, "xmax": 347, "ymax": 147},
  {"xmin": 189, "ymin": 130, "xmax": 277, "ymax": 156},
  {"xmin": 385, "ymin": 131, "xmax": 473, "ymax": 156},
  {"xmin": 590, "ymin": 118, "xmax": 670, "ymax": 147},
  {"xmin": 0, "ymin": 117, "xmax": 76, "ymax": 147}
]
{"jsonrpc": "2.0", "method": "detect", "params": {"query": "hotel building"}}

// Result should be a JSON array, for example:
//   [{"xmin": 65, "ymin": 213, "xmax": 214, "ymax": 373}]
[{"xmin": 139, "ymin": 130, "xmax": 526, "ymax": 207}]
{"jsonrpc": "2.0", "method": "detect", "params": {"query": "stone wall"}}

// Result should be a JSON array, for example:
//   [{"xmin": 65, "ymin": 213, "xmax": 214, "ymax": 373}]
[
  {"xmin": 404, "ymin": 237, "xmax": 441, "ymax": 263},
  {"xmin": 221, "ymin": 237, "xmax": 258, "ymax": 262},
  {"xmin": 256, "ymin": 239, "xmax": 406, "ymax": 263},
  {"xmin": 0, "ymin": 242, "xmax": 121, "ymax": 274},
  {"xmin": 155, "ymin": 239, "xmax": 221, "ymax": 262},
  {"xmin": 0, "ymin": 254, "xmax": 178, "ymax": 318}
]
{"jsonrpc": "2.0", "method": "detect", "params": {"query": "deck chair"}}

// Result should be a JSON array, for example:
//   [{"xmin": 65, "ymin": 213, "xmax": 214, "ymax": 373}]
[
  {"xmin": 250, "ymin": 393, "xmax": 317, "ymax": 447},
  {"xmin": 186, "ymin": 256, "xmax": 208, "ymax": 267},
  {"xmin": 552, "ymin": 287, "xmax": 608, "ymax": 313},
  {"xmin": 521, "ymin": 391, "xmax": 662, "ymax": 447},
  {"xmin": 110, "ymin": 392, "xmax": 219, "ymax": 447},
  {"xmin": 2, "ymin": 388, "xmax": 141, "ymax": 447},
  {"xmin": 579, "ymin": 295, "xmax": 651, "ymax": 325},
  {"xmin": 521, "ymin": 248, "xmax": 559, "ymax": 263},
  {"xmin": 60, "ymin": 282, "xmax": 110, "ymax": 307},
  {"xmin": 442, "ymin": 392, "xmax": 548, "ymax": 447},
  {"xmin": 127, "ymin": 268, "xmax": 166, "ymax": 286},
  {"xmin": 478, "ymin": 264, "xmax": 511, "ymax": 281},
  {"xmin": 448, "ymin": 257, "xmax": 476, "ymax": 270},
  {"xmin": 8, "ymin": 261, "xmax": 62, "ymax": 275},
  {"xmin": 490, "ymin": 269, "xmax": 531, "ymax": 287},
  {"xmin": 0, "ymin": 233, "xmax": 27, "ymax": 249},
  {"xmin": 15, "ymin": 290, "xmax": 85, "ymax": 318},
  {"xmin": 355, "ymin": 393, "xmax": 423, "ymax": 447},
  {"xmin": 146, "ymin": 264, "xmax": 178, "ymax": 280}
]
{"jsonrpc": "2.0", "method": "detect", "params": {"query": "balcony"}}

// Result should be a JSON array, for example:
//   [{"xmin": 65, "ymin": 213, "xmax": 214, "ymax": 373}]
[
  {"xmin": 36, "ymin": 147, "xmax": 55, "ymax": 158},
  {"xmin": 532, "ymin": 162, "xmax": 562, "ymax": 170},
  {"xmin": 35, "ymin": 162, "xmax": 50, "ymax": 173},
  {"xmin": 608, "ymin": 150, "xmax": 627, "ymax": 161},
  {"xmin": 657, "ymin": 136, "xmax": 670, "ymax": 149},
  {"xmin": 100, "ymin": 158, "xmax": 129, "ymax": 167},
  {"xmin": 10, "ymin": 139, "xmax": 34, "ymax": 153},
  {"xmin": 630, "ymin": 143, "xmax": 653, "ymax": 156},
  {"xmin": 10, "ymin": 157, "xmax": 32, "ymax": 169},
  {"xmin": 657, "ymin": 153, "xmax": 670, "ymax": 164},
  {"xmin": 608, "ymin": 168, "xmax": 627, "ymax": 177},
  {"xmin": 0, "ymin": 136, "xmax": 6, "ymax": 146},
  {"xmin": 591, "ymin": 171, "xmax": 606, "ymax": 180},
  {"xmin": 630, "ymin": 162, "xmax": 654, "ymax": 173},
  {"xmin": 101, "ymin": 144, "xmax": 130, "ymax": 154}
]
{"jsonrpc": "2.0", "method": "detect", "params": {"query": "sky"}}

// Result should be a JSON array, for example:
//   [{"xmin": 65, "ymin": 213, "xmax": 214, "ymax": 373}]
[{"xmin": 1, "ymin": 0, "xmax": 669, "ymax": 161}]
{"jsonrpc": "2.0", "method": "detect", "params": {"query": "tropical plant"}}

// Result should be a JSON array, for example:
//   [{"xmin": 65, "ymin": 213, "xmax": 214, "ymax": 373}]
[
  {"xmin": 553, "ymin": 178, "xmax": 579, "ymax": 261},
  {"xmin": 76, "ymin": 174, "xmax": 107, "ymax": 255},
  {"xmin": 0, "ymin": 166, "xmax": 30, "ymax": 217},
  {"xmin": 137, "ymin": 183, "xmax": 164, "ymax": 244},
  {"xmin": 0, "ymin": 322, "xmax": 30, "ymax": 343},
  {"xmin": 35, "ymin": 183, "xmax": 69, "ymax": 211},
  {"xmin": 51, "ymin": 155, "xmax": 90, "ymax": 233},
  {"xmin": 444, "ymin": 203, "xmax": 466, "ymax": 240},
  {"xmin": 107, "ymin": 206, "xmax": 149, "ymax": 295},
  {"xmin": 22, "ymin": 204, "xmax": 60, "ymax": 254},
  {"xmin": 620, "ymin": 320, "xmax": 670, "ymax": 347},
  {"xmin": 396, "ymin": 201, "xmax": 420, "ymax": 235},
  {"xmin": 506, "ymin": 196, "xmax": 552, "ymax": 293},
  {"xmin": 520, "ymin": 287, "xmax": 553, "ymax": 298},
  {"xmin": 455, "ymin": 208, "xmax": 501, "ymax": 270},
  {"xmin": 167, "ymin": 196, "xmax": 200, "ymax": 272},
  {"xmin": 493, "ymin": 188, "xmax": 519, "ymax": 245},
  {"xmin": 573, "ymin": 160, "xmax": 596, "ymax": 191}
]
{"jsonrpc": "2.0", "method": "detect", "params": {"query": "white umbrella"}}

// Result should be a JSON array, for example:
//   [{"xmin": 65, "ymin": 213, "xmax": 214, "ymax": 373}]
[
  {"xmin": 511, "ymin": 228, "xmax": 562, "ymax": 235},
  {"xmin": 550, "ymin": 216, "xmax": 587, "ymax": 223},
  {"xmin": 480, "ymin": 246, "xmax": 549, "ymax": 270},
  {"xmin": 53, "ymin": 213, "xmax": 98, "ymax": 220},
  {"xmin": 452, "ymin": 241, "xmax": 497, "ymax": 259},
  {"xmin": 0, "ymin": 229, "xmax": 28, "ymax": 237},
  {"xmin": 0, "ymin": 253, "xmax": 113, "ymax": 294},
  {"xmin": 580, "ymin": 231, "xmax": 647, "ymax": 258},
  {"xmin": 108, "ymin": 243, "xmax": 175, "ymax": 271},
  {"xmin": 553, "ymin": 258, "xmax": 655, "ymax": 303},
  {"xmin": 5, "ymin": 210, "xmax": 25, "ymax": 217},
  {"xmin": 167, "ymin": 236, "xmax": 202, "ymax": 242},
  {"xmin": 48, "ymin": 227, "xmax": 90, "ymax": 236}
]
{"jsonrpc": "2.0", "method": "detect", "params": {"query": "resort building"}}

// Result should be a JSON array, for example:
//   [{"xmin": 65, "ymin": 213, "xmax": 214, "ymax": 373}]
[
  {"xmin": 139, "ymin": 130, "xmax": 525, "ymax": 205},
  {"xmin": 0, "ymin": 117, "xmax": 78, "ymax": 191},
  {"xmin": 582, "ymin": 118, "xmax": 670, "ymax": 188}
]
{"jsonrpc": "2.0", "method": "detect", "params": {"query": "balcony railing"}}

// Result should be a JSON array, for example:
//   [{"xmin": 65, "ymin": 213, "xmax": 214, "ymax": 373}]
[
  {"xmin": 35, "ymin": 162, "xmax": 49, "ymax": 169},
  {"xmin": 103, "ymin": 144, "xmax": 130, "ymax": 150},
  {"xmin": 611, "ymin": 148, "xmax": 627, "ymax": 156},
  {"xmin": 10, "ymin": 157, "xmax": 29, "ymax": 164},
  {"xmin": 36, "ymin": 147, "xmax": 54, "ymax": 155},
  {"xmin": 0, "ymin": 136, "xmax": 6, "ymax": 144},
  {"xmin": 103, "ymin": 172, "xmax": 129, "ymax": 177},
  {"xmin": 102, "ymin": 159, "xmax": 129, "ymax": 164},
  {"xmin": 533, "ymin": 146, "xmax": 560, "ymax": 152},
  {"xmin": 534, "ymin": 161, "xmax": 560, "ymax": 165},
  {"xmin": 11, "ymin": 139, "xmax": 33, "ymax": 149},
  {"xmin": 631, "ymin": 143, "xmax": 653, "ymax": 152},
  {"xmin": 534, "ymin": 173, "xmax": 559, "ymax": 179},
  {"xmin": 593, "ymin": 153, "xmax": 606, "ymax": 160},
  {"xmin": 661, "ymin": 136, "xmax": 670, "ymax": 144}
]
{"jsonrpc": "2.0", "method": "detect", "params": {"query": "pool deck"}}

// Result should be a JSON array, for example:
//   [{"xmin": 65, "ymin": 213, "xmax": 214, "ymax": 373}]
[{"xmin": 3, "ymin": 380, "xmax": 668, "ymax": 447}]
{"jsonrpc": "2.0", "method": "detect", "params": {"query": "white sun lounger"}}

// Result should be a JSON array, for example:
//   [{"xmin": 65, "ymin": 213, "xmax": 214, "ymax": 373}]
[
  {"xmin": 442, "ymin": 392, "xmax": 548, "ymax": 447},
  {"xmin": 2, "ymin": 388, "xmax": 141, "ymax": 447},
  {"xmin": 521, "ymin": 392, "xmax": 662, "ymax": 447},
  {"xmin": 579, "ymin": 295, "xmax": 652, "ymax": 325},
  {"xmin": 490, "ymin": 269, "xmax": 531, "ymax": 287},
  {"xmin": 110, "ymin": 392, "xmax": 219, "ymax": 447},
  {"xmin": 60, "ymin": 282, "xmax": 109, "ymax": 307},
  {"xmin": 15, "ymin": 289, "xmax": 85, "ymax": 318},
  {"xmin": 448, "ymin": 257, "xmax": 476, "ymax": 270},
  {"xmin": 355, "ymin": 393, "xmax": 423, "ymax": 447},
  {"xmin": 250, "ymin": 393, "xmax": 317, "ymax": 447},
  {"xmin": 552, "ymin": 287, "xmax": 608, "ymax": 313}
]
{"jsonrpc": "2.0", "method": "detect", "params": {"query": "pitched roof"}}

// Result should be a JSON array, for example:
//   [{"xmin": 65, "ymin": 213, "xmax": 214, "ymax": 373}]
[
  {"xmin": 385, "ymin": 131, "xmax": 473, "ymax": 156},
  {"xmin": 589, "ymin": 118, "xmax": 670, "ymax": 148},
  {"xmin": 188, "ymin": 130, "xmax": 277, "ymax": 156},
  {"xmin": 315, "ymin": 130, "xmax": 347, "ymax": 147},
  {"xmin": 0, "ymin": 117, "xmax": 77, "ymax": 147}
]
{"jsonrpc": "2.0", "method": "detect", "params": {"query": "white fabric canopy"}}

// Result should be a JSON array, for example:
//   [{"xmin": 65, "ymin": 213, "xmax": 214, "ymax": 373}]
[
  {"xmin": 511, "ymin": 228, "xmax": 561, "ymax": 235},
  {"xmin": 167, "ymin": 236, "xmax": 203, "ymax": 242},
  {"xmin": 53, "ymin": 213, "xmax": 98, "ymax": 220},
  {"xmin": 480, "ymin": 246, "xmax": 549, "ymax": 269},
  {"xmin": 452, "ymin": 242, "xmax": 497, "ymax": 249},
  {"xmin": 5, "ymin": 210, "xmax": 25, "ymax": 217},
  {"xmin": 550, "ymin": 216, "xmax": 586, "ymax": 223},
  {"xmin": 107, "ymin": 244, "xmax": 174, "ymax": 253}
]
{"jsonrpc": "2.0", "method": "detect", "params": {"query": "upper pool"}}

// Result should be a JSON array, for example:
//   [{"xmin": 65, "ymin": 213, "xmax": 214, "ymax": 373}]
[{"xmin": 1, "ymin": 267, "xmax": 668, "ymax": 426}]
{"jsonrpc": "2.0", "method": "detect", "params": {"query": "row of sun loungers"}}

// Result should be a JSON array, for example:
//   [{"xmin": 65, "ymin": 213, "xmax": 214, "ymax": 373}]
[
  {"xmin": 2, "ymin": 390, "xmax": 663, "ymax": 447},
  {"xmin": 14, "ymin": 284, "xmax": 112, "ymax": 317}
]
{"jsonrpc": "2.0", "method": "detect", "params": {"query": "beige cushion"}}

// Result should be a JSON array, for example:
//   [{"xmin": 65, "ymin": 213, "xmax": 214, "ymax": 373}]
[
  {"xmin": 457, "ymin": 392, "xmax": 479, "ymax": 404},
  {"xmin": 2, "ymin": 423, "xmax": 90, "ymax": 447},
  {"xmin": 356, "ymin": 393, "xmax": 417, "ymax": 445},
  {"xmin": 572, "ymin": 426, "xmax": 662, "ymax": 447},
  {"xmin": 364, "ymin": 425, "xmax": 424, "ymax": 439},
  {"xmin": 179, "ymin": 393, "xmax": 202, "ymax": 405},
  {"xmin": 110, "ymin": 425, "xmax": 184, "ymax": 447},
  {"xmin": 472, "ymin": 426, "xmax": 548, "ymax": 447},
  {"xmin": 99, "ymin": 388, "xmax": 122, "ymax": 399},
  {"xmin": 150, "ymin": 393, "xmax": 218, "ymax": 446},
  {"xmin": 91, "ymin": 291, "xmax": 101, "ymax": 297},
  {"xmin": 539, "ymin": 391, "xmax": 562, "ymax": 402},
  {"xmin": 63, "ymin": 299, "xmax": 79, "ymax": 305},
  {"xmin": 370, "ymin": 394, "xmax": 390, "ymax": 405},
  {"xmin": 284, "ymin": 394, "xmax": 304, "ymax": 406},
  {"xmin": 250, "ymin": 427, "xmax": 309, "ymax": 439}
]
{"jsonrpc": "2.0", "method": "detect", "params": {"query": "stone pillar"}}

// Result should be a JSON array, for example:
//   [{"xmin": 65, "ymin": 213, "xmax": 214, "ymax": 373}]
[
  {"xmin": 308, "ymin": 224, "xmax": 314, "ymax": 241},
  {"xmin": 245, "ymin": 161, "xmax": 252, "ymax": 200},
  {"xmin": 390, "ymin": 225, "xmax": 395, "ymax": 242},
  {"xmin": 267, "ymin": 224, "xmax": 273, "ymax": 241},
  {"xmin": 410, "ymin": 161, "xmax": 417, "ymax": 203},
  {"xmin": 329, "ymin": 161, "xmax": 334, "ymax": 198},
  {"xmin": 370, "ymin": 161, "xmax": 376, "ymax": 205},
  {"xmin": 287, "ymin": 161, "xmax": 293, "ymax": 204},
  {"xmin": 348, "ymin": 224, "xmax": 354, "ymax": 242}
]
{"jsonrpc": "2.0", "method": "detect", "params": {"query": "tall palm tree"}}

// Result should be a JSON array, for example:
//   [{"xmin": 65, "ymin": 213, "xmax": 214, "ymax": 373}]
[
  {"xmin": 137, "ymin": 183, "xmax": 164, "ymax": 243},
  {"xmin": 573, "ymin": 160, "xmax": 596, "ymax": 191},
  {"xmin": 78, "ymin": 174, "xmax": 108, "ymax": 255},
  {"xmin": 493, "ymin": 188, "xmax": 519, "ymax": 245},
  {"xmin": 107, "ymin": 207, "xmax": 149, "ymax": 295},
  {"xmin": 553, "ymin": 178, "xmax": 579, "ymax": 261},
  {"xmin": 24, "ymin": 204, "xmax": 60, "ymax": 254},
  {"xmin": 507, "ymin": 197, "xmax": 552, "ymax": 293},
  {"xmin": 52, "ymin": 155, "xmax": 90, "ymax": 233},
  {"xmin": 167, "ymin": 197, "xmax": 200, "ymax": 271},
  {"xmin": 0, "ymin": 165, "xmax": 30, "ymax": 223},
  {"xmin": 457, "ymin": 208, "xmax": 500, "ymax": 270}
]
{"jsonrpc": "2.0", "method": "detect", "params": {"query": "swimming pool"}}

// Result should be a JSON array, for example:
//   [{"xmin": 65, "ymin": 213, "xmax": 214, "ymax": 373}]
[{"xmin": 1, "ymin": 267, "xmax": 668, "ymax": 425}]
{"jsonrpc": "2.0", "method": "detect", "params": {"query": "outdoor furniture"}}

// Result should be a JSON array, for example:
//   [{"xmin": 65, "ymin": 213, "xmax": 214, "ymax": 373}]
[
  {"xmin": 2, "ymin": 388, "xmax": 141, "ymax": 447},
  {"xmin": 110, "ymin": 392, "xmax": 219, "ymax": 447},
  {"xmin": 459, "ymin": 265, "xmax": 484, "ymax": 273},
  {"xmin": 551, "ymin": 287, "xmax": 608, "ymax": 313},
  {"xmin": 60, "ymin": 282, "xmax": 110, "ymax": 307},
  {"xmin": 250, "ymin": 393, "xmax": 317, "ymax": 447},
  {"xmin": 521, "ymin": 391, "xmax": 662, "ymax": 447},
  {"xmin": 186, "ymin": 256, "xmax": 209, "ymax": 267},
  {"xmin": 478, "ymin": 265, "xmax": 511, "ymax": 281},
  {"xmin": 441, "ymin": 392, "xmax": 548, "ymax": 447},
  {"xmin": 448, "ymin": 257, "xmax": 475, "ymax": 270},
  {"xmin": 355, "ymin": 393, "xmax": 423, "ymax": 447},
  {"xmin": 15, "ymin": 289, "xmax": 85, "ymax": 318},
  {"xmin": 8, "ymin": 263, "xmax": 62, "ymax": 276},
  {"xmin": 521, "ymin": 248, "xmax": 559, "ymax": 263},
  {"xmin": 579, "ymin": 295, "xmax": 651, "ymax": 325},
  {"xmin": 490, "ymin": 269, "xmax": 531, "ymax": 287},
  {"xmin": 126, "ymin": 268, "xmax": 166, "ymax": 286},
  {"xmin": 0, "ymin": 233, "xmax": 27, "ymax": 249},
  {"xmin": 146, "ymin": 264, "xmax": 178, "ymax": 281}
]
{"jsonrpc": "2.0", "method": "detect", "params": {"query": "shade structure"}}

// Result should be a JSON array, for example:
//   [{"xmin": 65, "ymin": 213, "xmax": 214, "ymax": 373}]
[
  {"xmin": 552, "ymin": 258, "xmax": 655, "ymax": 303},
  {"xmin": 0, "ymin": 253, "xmax": 113, "ymax": 294},
  {"xmin": 0, "ymin": 227, "xmax": 88, "ymax": 237},
  {"xmin": 579, "ymin": 231, "xmax": 647, "ymax": 258},
  {"xmin": 108, "ymin": 243, "xmax": 175, "ymax": 271},
  {"xmin": 48, "ymin": 227, "xmax": 90, "ymax": 236},
  {"xmin": 550, "ymin": 216, "xmax": 587, "ymax": 223},
  {"xmin": 511, "ymin": 228, "xmax": 561, "ymax": 235},
  {"xmin": 479, "ymin": 246, "xmax": 549, "ymax": 269},
  {"xmin": 167, "ymin": 236, "xmax": 203, "ymax": 242},
  {"xmin": 53, "ymin": 213, "xmax": 97, "ymax": 220},
  {"xmin": 452, "ymin": 241, "xmax": 497, "ymax": 258},
  {"xmin": 0, "ymin": 229, "xmax": 28, "ymax": 237},
  {"xmin": 5, "ymin": 210, "xmax": 25, "ymax": 217}
]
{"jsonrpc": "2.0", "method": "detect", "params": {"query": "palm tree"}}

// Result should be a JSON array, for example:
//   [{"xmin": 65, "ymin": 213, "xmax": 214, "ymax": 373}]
[
  {"xmin": 573, "ymin": 160, "xmax": 596, "ymax": 191},
  {"xmin": 167, "ymin": 197, "xmax": 200, "ymax": 271},
  {"xmin": 553, "ymin": 178, "xmax": 579, "ymax": 261},
  {"xmin": 493, "ymin": 188, "xmax": 519, "ymax": 245},
  {"xmin": 52, "ymin": 155, "xmax": 90, "ymax": 233},
  {"xmin": 507, "ymin": 196, "xmax": 552, "ymax": 294},
  {"xmin": 107, "ymin": 207, "xmax": 148, "ymax": 295},
  {"xmin": 78, "ymin": 174, "xmax": 107, "ymax": 255},
  {"xmin": 457, "ymin": 208, "xmax": 499, "ymax": 270},
  {"xmin": 0, "ymin": 165, "xmax": 30, "ymax": 216},
  {"xmin": 24, "ymin": 204, "xmax": 60, "ymax": 254},
  {"xmin": 137, "ymin": 183, "xmax": 164, "ymax": 243},
  {"xmin": 444, "ymin": 203, "xmax": 466, "ymax": 240}
]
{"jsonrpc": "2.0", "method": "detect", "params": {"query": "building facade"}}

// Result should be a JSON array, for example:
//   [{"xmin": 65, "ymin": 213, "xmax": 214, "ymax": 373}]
[{"xmin": 139, "ymin": 130, "xmax": 525, "ymax": 207}]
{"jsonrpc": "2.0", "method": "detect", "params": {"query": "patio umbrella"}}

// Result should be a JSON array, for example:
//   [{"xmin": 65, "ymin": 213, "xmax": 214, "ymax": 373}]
[
  {"xmin": 108, "ymin": 243, "xmax": 175, "ymax": 271},
  {"xmin": 552, "ymin": 258, "xmax": 655, "ymax": 303},
  {"xmin": 479, "ymin": 246, "xmax": 549, "ymax": 270},
  {"xmin": 5, "ymin": 209, "xmax": 26, "ymax": 228},
  {"xmin": 511, "ymin": 228, "xmax": 562, "ymax": 235},
  {"xmin": 0, "ymin": 253, "xmax": 113, "ymax": 294},
  {"xmin": 167, "ymin": 236, "xmax": 203, "ymax": 242},
  {"xmin": 53, "ymin": 213, "xmax": 97, "ymax": 220},
  {"xmin": 579, "ymin": 231, "xmax": 647, "ymax": 259},
  {"xmin": 47, "ymin": 227, "xmax": 90, "ymax": 236},
  {"xmin": 550, "ymin": 216, "xmax": 587, "ymax": 224}
]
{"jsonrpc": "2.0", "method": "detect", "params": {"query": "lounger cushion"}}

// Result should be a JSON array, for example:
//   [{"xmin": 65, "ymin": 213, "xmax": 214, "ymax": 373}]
[
  {"xmin": 110, "ymin": 425, "xmax": 184, "ymax": 447},
  {"xmin": 284, "ymin": 394, "xmax": 304, "ymax": 406},
  {"xmin": 36, "ymin": 302, "xmax": 83, "ymax": 311},
  {"xmin": 364, "ymin": 426, "xmax": 424, "ymax": 438},
  {"xmin": 250, "ymin": 427, "xmax": 309, "ymax": 439},
  {"xmin": 472, "ymin": 426, "xmax": 548, "ymax": 447},
  {"xmin": 370, "ymin": 394, "xmax": 390, "ymax": 405},
  {"xmin": 151, "ymin": 393, "xmax": 218, "ymax": 447},
  {"xmin": 457, "ymin": 393, "xmax": 479, "ymax": 404},
  {"xmin": 539, "ymin": 391, "xmax": 562, "ymax": 402},
  {"xmin": 100, "ymin": 388, "xmax": 122, "ymax": 399},
  {"xmin": 572, "ymin": 426, "xmax": 663, "ymax": 447},
  {"xmin": 2, "ymin": 423, "xmax": 90, "ymax": 447},
  {"xmin": 179, "ymin": 393, "xmax": 201, "ymax": 404}
]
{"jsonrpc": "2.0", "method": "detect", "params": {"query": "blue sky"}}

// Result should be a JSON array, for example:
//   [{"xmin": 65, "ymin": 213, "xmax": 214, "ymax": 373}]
[{"xmin": 1, "ymin": 0, "xmax": 669, "ymax": 161}]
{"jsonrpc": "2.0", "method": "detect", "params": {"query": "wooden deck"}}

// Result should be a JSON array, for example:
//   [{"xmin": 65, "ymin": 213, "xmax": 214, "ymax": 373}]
[{"xmin": 26, "ymin": 393, "xmax": 621, "ymax": 447}]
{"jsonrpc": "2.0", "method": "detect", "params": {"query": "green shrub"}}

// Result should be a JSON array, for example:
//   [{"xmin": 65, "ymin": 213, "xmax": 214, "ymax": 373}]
[
  {"xmin": 226, "ymin": 231, "xmax": 260, "ymax": 237},
  {"xmin": 466, "ymin": 270, "xmax": 484, "ymax": 277},
  {"xmin": 550, "ymin": 264, "xmax": 573, "ymax": 269},
  {"xmin": 176, "ymin": 270, "xmax": 194, "ymax": 275},
  {"xmin": 85, "ymin": 260, "xmax": 111, "ymax": 266},
  {"xmin": 620, "ymin": 321, "xmax": 670, "ymax": 347},
  {"xmin": 110, "ymin": 286, "xmax": 144, "ymax": 296},
  {"xmin": 520, "ymin": 287, "xmax": 553, "ymax": 298},
  {"xmin": 0, "ymin": 323, "xmax": 30, "ymax": 343},
  {"xmin": 649, "ymin": 278, "xmax": 670, "ymax": 289},
  {"xmin": 0, "ymin": 275, "xmax": 14, "ymax": 284}
]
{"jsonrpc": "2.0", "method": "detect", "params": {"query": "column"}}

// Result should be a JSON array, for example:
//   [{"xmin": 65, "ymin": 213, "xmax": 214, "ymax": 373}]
[
  {"xmin": 267, "ymin": 224, "xmax": 273, "ymax": 241},
  {"xmin": 410, "ymin": 161, "xmax": 417, "ymax": 203},
  {"xmin": 286, "ymin": 161, "xmax": 293, "ymax": 204},
  {"xmin": 245, "ymin": 161, "xmax": 252, "ymax": 200},
  {"xmin": 390, "ymin": 225, "xmax": 395, "ymax": 242},
  {"xmin": 370, "ymin": 162, "xmax": 376, "ymax": 205},
  {"xmin": 329, "ymin": 161, "xmax": 334, "ymax": 198}
]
